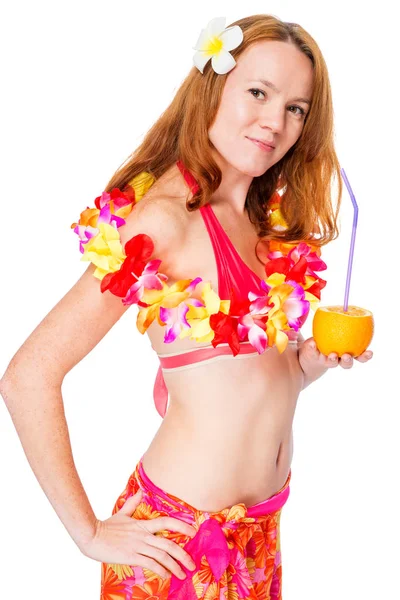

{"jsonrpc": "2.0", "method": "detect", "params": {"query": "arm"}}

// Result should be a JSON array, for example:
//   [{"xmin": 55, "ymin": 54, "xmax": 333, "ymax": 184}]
[{"xmin": 0, "ymin": 196, "xmax": 182, "ymax": 552}]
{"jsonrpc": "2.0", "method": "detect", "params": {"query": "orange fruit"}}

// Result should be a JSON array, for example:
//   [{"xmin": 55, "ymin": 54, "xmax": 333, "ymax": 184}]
[{"xmin": 312, "ymin": 305, "xmax": 374, "ymax": 357}]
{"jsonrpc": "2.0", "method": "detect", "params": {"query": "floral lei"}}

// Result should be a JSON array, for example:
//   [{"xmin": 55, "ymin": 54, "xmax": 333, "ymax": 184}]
[{"xmin": 70, "ymin": 170, "xmax": 327, "ymax": 355}]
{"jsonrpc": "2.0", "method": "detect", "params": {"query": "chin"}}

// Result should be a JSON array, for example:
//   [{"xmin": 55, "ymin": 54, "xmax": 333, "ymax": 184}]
[
  {"xmin": 217, "ymin": 151, "xmax": 269, "ymax": 178},
  {"xmin": 221, "ymin": 156, "xmax": 263, "ymax": 177},
  {"xmin": 240, "ymin": 162, "xmax": 271, "ymax": 178}
]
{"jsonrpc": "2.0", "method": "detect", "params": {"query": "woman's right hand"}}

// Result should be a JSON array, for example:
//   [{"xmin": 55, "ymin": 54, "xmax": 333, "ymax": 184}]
[{"xmin": 81, "ymin": 488, "xmax": 198, "ymax": 580}]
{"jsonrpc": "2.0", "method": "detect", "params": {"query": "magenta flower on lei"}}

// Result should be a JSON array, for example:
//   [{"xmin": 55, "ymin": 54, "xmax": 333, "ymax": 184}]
[{"xmin": 159, "ymin": 278, "xmax": 204, "ymax": 343}]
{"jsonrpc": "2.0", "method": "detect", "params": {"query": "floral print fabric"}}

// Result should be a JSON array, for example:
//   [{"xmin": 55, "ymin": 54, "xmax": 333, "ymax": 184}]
[{"xmin": 101, "ymin": 456, "xmax": 291, "ymax": 599}]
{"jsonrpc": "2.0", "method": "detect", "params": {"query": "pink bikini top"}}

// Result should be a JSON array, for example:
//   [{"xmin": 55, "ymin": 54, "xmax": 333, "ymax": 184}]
[
  {"xmin": 71, "ymin": 159, "xmax": 326, "ymax": 419},
  {"xmin": 152, "ymin": 161, "xmax": 298, "ymax": 418}
]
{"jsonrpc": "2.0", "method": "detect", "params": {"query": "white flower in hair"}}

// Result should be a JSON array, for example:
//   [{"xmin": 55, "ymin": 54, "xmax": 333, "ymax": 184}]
[{"xmin": 192, "ymin": 17, "xmax": 244, "ymax": 75}]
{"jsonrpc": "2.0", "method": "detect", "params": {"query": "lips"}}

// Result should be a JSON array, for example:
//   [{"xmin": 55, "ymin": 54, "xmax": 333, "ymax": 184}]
[{"xmin": 248, "ymin": 137, "xmax": 275, "ymax": 149}]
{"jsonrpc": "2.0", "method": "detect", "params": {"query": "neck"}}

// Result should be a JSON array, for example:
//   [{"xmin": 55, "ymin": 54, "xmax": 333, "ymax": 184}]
[{"xmin": 209, "ymin": 150, "xmax": 253, "ymax": 216}]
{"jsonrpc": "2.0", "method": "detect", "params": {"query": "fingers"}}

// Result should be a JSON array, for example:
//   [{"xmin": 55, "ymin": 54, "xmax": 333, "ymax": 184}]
[
  {"xmin": 144, "ymin": 534, "xmax": 196, "ymax": 578},
  {"xmin": 325, "ymin": 353, "xmax": 353, "ymax": 368},
  {"xmin": 338, "ymin": 354, "xmax": 353, "ymax": 369},
  {"xmin": 306, "ymin": 338, "xmax": 374, "ymax": 369},
  {"xmin": 324, "ymin": 350, "xmax": 374, "ymax": 369},
  {"xmin": 132, "ymin": 552, "xmax": 171, "ymax": 580},
  {"xmin": 354, "ymin": 350, "xmax": 373, "ymax": 363},
  {"xmin": 138, "ymin": 541, "xmax": 188, "ymax": 580},
  {"xmin": 145, "ymin": 516, "xmax": 196, "ymax": 538},
  {"xmin": 323, "ymin": 352, "xmax": 340, "ymax": 368},
  {"xmin": 135, "ymin": 516, "xmax": 197, "ymax": 580}
]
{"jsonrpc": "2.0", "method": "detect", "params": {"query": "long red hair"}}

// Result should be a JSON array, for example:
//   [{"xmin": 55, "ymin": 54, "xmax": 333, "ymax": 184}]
[{"xmin": 103, "ymin": 14, "xmax": 342, "ymax": 254}]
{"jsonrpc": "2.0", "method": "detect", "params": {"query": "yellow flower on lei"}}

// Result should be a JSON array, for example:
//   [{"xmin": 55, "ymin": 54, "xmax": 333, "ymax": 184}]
[
  {"xmin": 179, "ymin": 282, "xmax": 230, "ymax": 343},
  {"xmin": 269, "ymin": 206, "xmax": 289, "ymax": 231},
  {"xmin": 265, "ymin": 262, "xmax": 321, "ymax": 316},
  {"xmin": 264, "ymin": 283, "xmax": 296, "ymax": 352},
  {"xmin": 73, "ymin": 171, "xmax": 156, "ymax": 280},
  {"xmin": 80, "ymin": 222, "xmax": 126, "ymax": 279},
  {"xmin": 136, "ymin": 279, "xmax": 203, "ymax": 334}
]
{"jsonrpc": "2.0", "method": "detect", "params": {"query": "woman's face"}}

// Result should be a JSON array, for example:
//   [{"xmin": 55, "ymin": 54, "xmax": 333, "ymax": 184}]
[{"xmin": 208, "ymin": 40, "xmax": 314, "ymax": 177}]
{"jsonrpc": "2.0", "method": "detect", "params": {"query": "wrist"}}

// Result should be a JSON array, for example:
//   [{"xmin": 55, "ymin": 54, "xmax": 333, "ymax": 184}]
[
  {"xmin": 298, "ymin": 348, "xmax": 329, "ymax": 390},
  {"xmin": 301, "ymin": 366, "xmax": 329, "ymax": 390},
  {"xmin": 72, "ymin": 516, "xmax": 98, "ymax": 554},
  {"xmin": 77, "ymin": 518, "xmax": 100, "ymax": 556}
]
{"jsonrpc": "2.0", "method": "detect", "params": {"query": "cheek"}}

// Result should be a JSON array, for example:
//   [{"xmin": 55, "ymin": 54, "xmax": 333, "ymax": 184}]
[
  {"xmin": 232, "ymin": 101, "xmax": 255, "ymax": 129},
  {"xmin": 217, "ymin": 98, "xmax": 249, "ymax": 135},
  {"xmin": 280, "ymin": 127, "xmax": 303, "ymax": 155},
  {"xmin": 210, "ymin": 115, "xmax": 236, "ymax": 149}
]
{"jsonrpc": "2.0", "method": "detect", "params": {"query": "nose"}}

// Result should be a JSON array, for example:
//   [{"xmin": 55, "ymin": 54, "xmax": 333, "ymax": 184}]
[{"xmin": 258, "ymin": 105, "xmax": 286, "ymax": 136}]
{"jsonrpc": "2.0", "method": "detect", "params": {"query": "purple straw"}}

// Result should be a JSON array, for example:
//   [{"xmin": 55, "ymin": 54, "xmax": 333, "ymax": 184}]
[{"xmin": 340, "ymin": 168, "xmax": 358, "ymax": 313}]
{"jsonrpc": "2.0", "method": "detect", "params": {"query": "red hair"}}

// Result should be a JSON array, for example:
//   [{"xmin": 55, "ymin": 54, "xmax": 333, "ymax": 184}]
[{"xmin": 103, "ymin": 13, "xmax": 342, "ymax": 257}]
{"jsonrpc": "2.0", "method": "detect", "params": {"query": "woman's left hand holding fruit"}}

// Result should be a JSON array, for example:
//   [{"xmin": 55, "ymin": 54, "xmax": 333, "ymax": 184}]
[{"xmin": 297, "ymin": 336, "xmax": 374, "ymax": 389}]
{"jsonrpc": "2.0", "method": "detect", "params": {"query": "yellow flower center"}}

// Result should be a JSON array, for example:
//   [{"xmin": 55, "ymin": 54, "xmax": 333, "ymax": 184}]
[{"xmin": 205, "ymin": 36, "xmax": 223, "ymax": 55}]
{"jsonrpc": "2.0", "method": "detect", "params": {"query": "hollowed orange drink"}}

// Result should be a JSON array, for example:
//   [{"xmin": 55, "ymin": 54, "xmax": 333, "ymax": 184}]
[{"xmin": 312, "ymin": 305, "xmax": 374, "ymax": 358}]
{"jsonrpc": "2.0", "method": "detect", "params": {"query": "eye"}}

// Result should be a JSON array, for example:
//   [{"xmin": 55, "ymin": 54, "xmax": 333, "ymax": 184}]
[
  {"xmin": 248, "ymin": 88, "xmax": 307, "ymax": 118},
  {"xmin": 289, "ymin": 106, "xmax": 306, "ymax": 117},
  {"xmin": 249, "ymin": 88, "xmax": 266, "ymax": 100}
]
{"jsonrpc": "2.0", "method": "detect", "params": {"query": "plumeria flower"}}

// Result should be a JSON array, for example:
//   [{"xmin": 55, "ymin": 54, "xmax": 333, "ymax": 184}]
[{"xmin": 192, "ymin": 17, "xmax": 243, "ymax": 75}]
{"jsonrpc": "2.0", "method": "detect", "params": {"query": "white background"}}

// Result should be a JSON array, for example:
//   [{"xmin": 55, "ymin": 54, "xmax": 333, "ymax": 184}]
[{"xmin": 1, "ymin": 1, "xmax": 398, "ymax": 598}]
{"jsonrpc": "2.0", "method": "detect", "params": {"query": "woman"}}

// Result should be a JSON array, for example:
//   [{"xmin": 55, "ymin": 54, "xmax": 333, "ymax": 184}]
[{"xmin": 0, "ymin": 14, "xmax": 373, "ymax": 600}]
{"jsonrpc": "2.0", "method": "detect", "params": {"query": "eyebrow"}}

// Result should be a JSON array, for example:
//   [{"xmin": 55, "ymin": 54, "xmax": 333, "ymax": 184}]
[{"xmin": 248, "ymin": 78, "xmax": 311, "ymax": 106}]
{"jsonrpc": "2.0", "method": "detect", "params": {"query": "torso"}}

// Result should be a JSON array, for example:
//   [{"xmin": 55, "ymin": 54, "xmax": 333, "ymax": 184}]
[{"xmin": 138, "ymin": 163, "xmax": 304, "ymax": 512}]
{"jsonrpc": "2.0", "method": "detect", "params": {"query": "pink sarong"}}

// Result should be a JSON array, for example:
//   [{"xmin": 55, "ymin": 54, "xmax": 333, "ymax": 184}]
[{"xmin": 101, "ymin": 455, "xmax": 291, "ymax": 599}]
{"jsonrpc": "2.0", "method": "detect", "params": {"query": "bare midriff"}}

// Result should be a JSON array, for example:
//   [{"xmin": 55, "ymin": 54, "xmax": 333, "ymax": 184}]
[
  {"xmin": 138, "ymin": 164, "xmax": 305, "ymax": 512},
  {"xmin": 142, "ymin": 341, "xmax": 304, "ymax": 512}
]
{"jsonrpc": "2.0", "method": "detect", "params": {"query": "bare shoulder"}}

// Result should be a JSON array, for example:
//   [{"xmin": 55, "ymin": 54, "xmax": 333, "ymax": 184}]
[
  {"xmin": 0, "ymin": 176, "xmax": 191, "ymax": 388},
  {"xmin": 119, "ymin": 172, "xmax": 191, "ymax": 269},
  {"xmin": 121, "ymin": 194, "xmax": 188, "ymax": 248}
]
